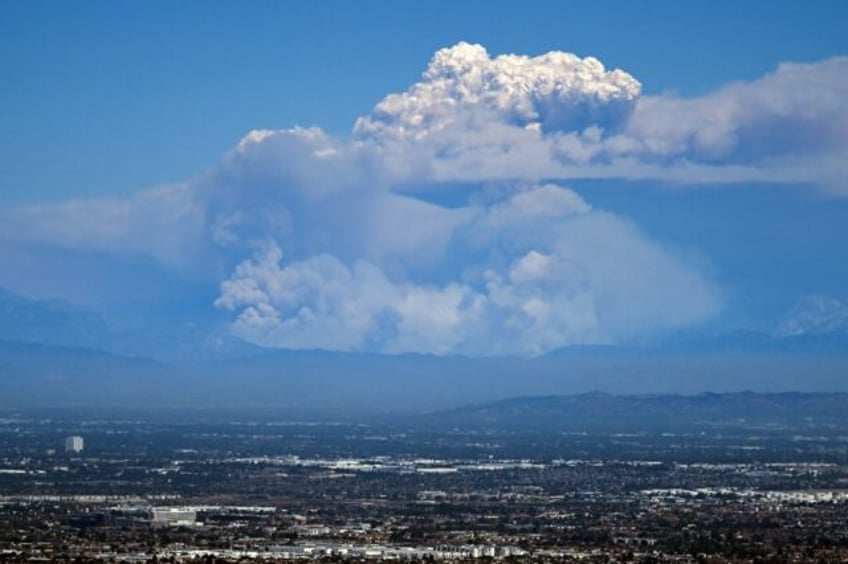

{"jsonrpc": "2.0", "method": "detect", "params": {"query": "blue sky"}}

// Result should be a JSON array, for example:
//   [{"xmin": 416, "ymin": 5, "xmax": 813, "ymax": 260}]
[{"xmin": 1, "ymin": 1, "xmax": 847, "ymax": 356}]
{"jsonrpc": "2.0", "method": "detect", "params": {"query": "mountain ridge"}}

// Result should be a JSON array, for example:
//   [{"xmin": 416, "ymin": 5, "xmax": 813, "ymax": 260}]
[
  {"xmin": 432, "ymin": 391, "xmax": 848, "ymax": 431},
  {"xmin": 2, "ymin": 337, "xmax": 848, "ymax": 412}
]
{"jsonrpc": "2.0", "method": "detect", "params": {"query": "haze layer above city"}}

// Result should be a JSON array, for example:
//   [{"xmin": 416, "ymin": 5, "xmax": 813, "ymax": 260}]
[{"xmin": 1, "ymin": 1, "xmax": 847, "ymax": 409}]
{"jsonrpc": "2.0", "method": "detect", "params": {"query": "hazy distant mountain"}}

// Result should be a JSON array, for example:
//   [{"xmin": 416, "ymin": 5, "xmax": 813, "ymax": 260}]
[
  {"xmin": 3, "ymin": 287, "xmax": 848, "ymax": 412},
  {"xmin": 2, "ymin": 337, "xmax": 848, "ymax": 412},
  {"xmin": 435, "ymin": 392, "xmax": 848, "ymax": 431},
  {"xmin": 0, "ymin": 289, "xmax": 112, "ymax": 350},
  {"xmin": 0, "ymin": 288, "xmax": 264, "ymax": 362},
  {"xmin": 647, "ymin": 329, "xmax": 848, "ymax": 354},
  {"xmin": 0, "ymin": 339, "xmax": 176, "ymax": 407},
  {"xmin": 3, "ymin": 286, "xmax": 848, "ymax": 366}
]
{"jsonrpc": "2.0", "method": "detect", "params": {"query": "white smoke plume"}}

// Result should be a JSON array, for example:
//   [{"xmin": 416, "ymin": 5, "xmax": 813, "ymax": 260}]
[
  {"xmin": 214, "ymin": 181, "xmax": 719, "ymax": 356},
  {"xmin": 11, "ymin": 42, "xmax": 847, "ymax": 355},
  {"xmin": 355, "ymin": 42, "xmax": 641, "ymax": 140},
  {"xmin": 354, "ymin": 44, "xmax": 848, "ymax": 191}
]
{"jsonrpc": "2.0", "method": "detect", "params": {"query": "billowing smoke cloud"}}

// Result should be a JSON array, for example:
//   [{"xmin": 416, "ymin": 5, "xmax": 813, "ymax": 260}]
[
  {"xmin": 8, "ymin": 42, "xmax": 846, "ymax": 355},
  {"xmin": 617, "ymin": 57, "xmax": 848, "ymax": 192},
  {"xmin": 211, "ymin": 179, "xmax": 719, "ymax": 356},
  {"xmin": 353, "ymin": 44, "xmax": 848, "ymax": 191},
  {"xmin": 355, "ymin": 42, "xmax": 641, "ymax": 140}
]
